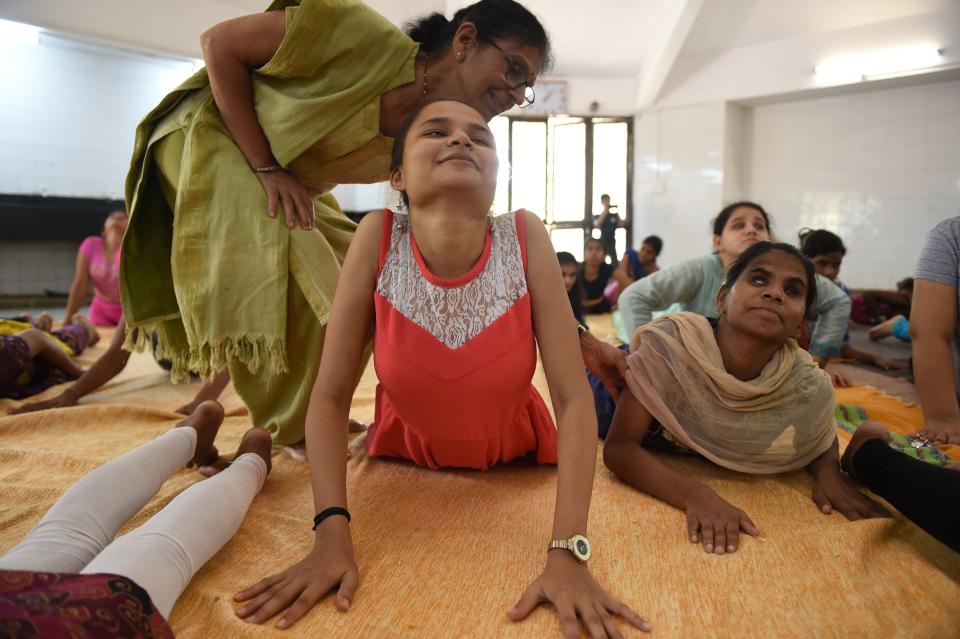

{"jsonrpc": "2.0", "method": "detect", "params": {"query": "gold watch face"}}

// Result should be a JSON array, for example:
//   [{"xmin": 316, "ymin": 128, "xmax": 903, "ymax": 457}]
[{"xmin": 571, "ymin": 534, "xmax": 591, "ymax": 562}]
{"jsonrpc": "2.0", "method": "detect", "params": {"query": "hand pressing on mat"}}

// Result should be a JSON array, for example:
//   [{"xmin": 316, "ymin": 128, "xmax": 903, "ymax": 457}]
[
  {"xmin": 808, "ymin": 437, "xmax": 890, "ymax": 520},
  {"xmin": 508, "ymin": 551, "xmax": 650, "ymax": 638},
  {"xmin": 233, "ymin": 516, "xmax": 358, "ymax": 629},
  {"xmin": 683, "ymin": 485, "xmax": 759, "ymax": 554}
]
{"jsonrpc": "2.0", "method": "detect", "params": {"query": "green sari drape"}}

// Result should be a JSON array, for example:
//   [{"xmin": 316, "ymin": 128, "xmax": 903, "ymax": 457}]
[{"xmin": 120, "ymin": 0, "xmax": 417, "ymax": 442}]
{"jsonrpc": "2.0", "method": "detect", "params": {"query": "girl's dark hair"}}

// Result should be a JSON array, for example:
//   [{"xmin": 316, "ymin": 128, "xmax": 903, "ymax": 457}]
[
  {"xmin": 712, "ymin": 201, "xmax": 771, "ymax": 236},
  {"xmin": 642, "ymin": 235, "xmax": 663, "ymax": 257},
  {"xmin": 406, "ymin": 0, "xmax": 552, "ymax": 66},
  {"xmin": 722, "ymin": 241, "xmax": 818, "ymax": 316},
  {"xmin": 388, "ymin": 98, "xmax": 486, "ymax": 208},
  {"xmin": 556, "ymin": 251, "xmax": 578, "ymax": 268},
  {"xmin": 556, "ymin": 251, "xmax": 584, "ymax": 320},
  {"xmin": 798, "ymin": 228, "xmax": 846, "ymax": 258}
]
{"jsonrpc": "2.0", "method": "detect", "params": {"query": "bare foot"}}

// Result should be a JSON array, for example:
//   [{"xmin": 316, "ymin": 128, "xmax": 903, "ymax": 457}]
[
  {"xmin": 840, "ymin": 422, "xmax": 892, "ymax": 479},
  {"xmin": 71, "ymin": 314, "xmax": 100, "ymax": 347},
  {"xmin": 235, "ymin": 428, "xmax": 273, "ymax": 474},
  {"xmin": 175, "ymin": 400, "xmax": 224, "ymax": 468},
  {"xmin": 868, "ymin": 315, "xmax": 903, "ymax": 341}
]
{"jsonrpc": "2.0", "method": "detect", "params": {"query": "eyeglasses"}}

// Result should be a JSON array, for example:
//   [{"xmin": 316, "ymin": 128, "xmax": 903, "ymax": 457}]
[{"xmin": 481, "ymin": 38, "xmax": 536, "ymax": 108}]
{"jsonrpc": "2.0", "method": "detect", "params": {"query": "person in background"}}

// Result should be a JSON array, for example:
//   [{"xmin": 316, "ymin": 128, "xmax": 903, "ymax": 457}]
[
  {"xmin": 606, "ymin": 235, "xmax": 662, "ymax": 306},
  {"xmin": 798, "ymin": 228, "xmax": 907, "ymax": 371},
  {"xmin": 849, "ymin": 279, "xmax": 913, "ymax": 326},
  {"xmin": 581, "ymin": 238, "xmax": 615, "ymax": 314},
  {"xmin": 910, "ymin": 216, "xmax": 960, "ymax": 446},
  {"xmin": 593, "ymin": 193, "xmax": 622, "ymax": 262},
  {"xmin": 618, "ymin": 202, "xmax": 851, "ymax": 369},
  {"xmin": 64, "ymin": 211, "xmax": 128, "ymax": 327},
  {"xmin": 556, "ymin": 251, "xmax": 587, "ymax": 327}
]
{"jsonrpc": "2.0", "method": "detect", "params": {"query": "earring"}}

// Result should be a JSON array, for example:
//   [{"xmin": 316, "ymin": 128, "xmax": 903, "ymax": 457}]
[{"xmin": 456, "ymin": 51, "xmax": 462, "ymax": 59}]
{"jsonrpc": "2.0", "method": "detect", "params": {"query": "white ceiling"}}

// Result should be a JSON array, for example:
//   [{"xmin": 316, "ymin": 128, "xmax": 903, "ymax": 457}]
[
  {"xmin": 681, "ymin": 0, "xmax": 956, "ymax": 56},
  {"xmin": 0, "ymin": 0, "xmax": 954, "ymax": 81}
]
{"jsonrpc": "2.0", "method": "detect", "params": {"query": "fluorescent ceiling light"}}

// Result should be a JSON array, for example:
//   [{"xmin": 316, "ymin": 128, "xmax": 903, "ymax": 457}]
[
  {"xmin": 0, "ymin": 18, "xmax": 41, "ymax": 46},
  {"xmin": 815, "ymin": 44, "xmax": 942, "ymax": 84}
]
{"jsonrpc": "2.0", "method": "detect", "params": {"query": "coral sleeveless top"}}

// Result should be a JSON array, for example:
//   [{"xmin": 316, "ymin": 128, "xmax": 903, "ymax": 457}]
[{"xmin": 367, "ymin": 210, "xmax": 558, "ymax": 470}]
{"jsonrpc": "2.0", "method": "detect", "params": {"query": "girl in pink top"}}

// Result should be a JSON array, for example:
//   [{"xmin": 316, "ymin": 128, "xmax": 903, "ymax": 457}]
[
  {"xmin": 65, "ymin": 211, "xmax": 128, "ymax": 327},
  {"xmin": 236, "ymin": 100, "xmax": 650, "ymax": 636}
]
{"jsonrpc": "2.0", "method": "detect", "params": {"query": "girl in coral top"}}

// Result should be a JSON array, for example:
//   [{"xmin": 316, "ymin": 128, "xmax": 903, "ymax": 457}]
[{"xmin": 235, "ymin": 100, "xmax": 650, "ymax": 637}]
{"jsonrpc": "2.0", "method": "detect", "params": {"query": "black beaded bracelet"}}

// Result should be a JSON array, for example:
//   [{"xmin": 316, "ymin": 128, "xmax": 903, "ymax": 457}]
[{"xmin": 313, "ymin": 507, "xmax": 351, "ymax": 531}]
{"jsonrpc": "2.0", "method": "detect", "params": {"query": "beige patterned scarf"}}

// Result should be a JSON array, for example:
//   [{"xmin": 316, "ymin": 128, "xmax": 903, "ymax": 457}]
[{"xmin": 625, "ymin": 312, "xmax": 836, "ymax": 474}]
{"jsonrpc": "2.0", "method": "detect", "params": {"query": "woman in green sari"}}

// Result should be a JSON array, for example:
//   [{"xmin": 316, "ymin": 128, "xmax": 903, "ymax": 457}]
[{"xmin": 121, "ymin": 0, "xmax": 635, "ymax": 447}]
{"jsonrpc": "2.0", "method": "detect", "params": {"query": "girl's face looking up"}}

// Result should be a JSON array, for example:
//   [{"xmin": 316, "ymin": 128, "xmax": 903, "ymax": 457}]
[
  {"xmin": 584, "ymin": 240, "xmax": 605, "ymax": 267},
  {"xmin": 713, "ymin": 207, "xmax": 769, "ymax": 260},
  {"xmin": 391, "ymin": 100, "xmax": 499, "ymax": 210},
  {"xmin": 810, "ymin": 251, "xmax": 844, "ymax": 282},
  {"xmin": 718, "ymin": 249, "xmax": 810, "ymax": 344}
]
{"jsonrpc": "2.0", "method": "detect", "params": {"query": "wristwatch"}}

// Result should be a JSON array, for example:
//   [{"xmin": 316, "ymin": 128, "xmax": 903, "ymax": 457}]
[{"xmin": 548, "ymin": 534, "xmax": 592, "ymax": 562}]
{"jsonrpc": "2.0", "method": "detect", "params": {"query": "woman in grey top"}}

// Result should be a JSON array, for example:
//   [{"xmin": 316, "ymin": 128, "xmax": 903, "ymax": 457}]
[
  {"xmin": 911, "ymin": 215, "xmax": 960, "ymax": 446},
  {"xmin": 618, "ymin": 202, "xmax": 851, "ymax": 366}
]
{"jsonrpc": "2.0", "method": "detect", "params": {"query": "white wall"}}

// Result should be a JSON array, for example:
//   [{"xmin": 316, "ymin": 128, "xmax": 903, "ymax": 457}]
[
  {"xmin": 744, "ymin": 77, "xmax": 960, "ymax": 288},
  {"xmin": 0, "ymin": 32, "xmax": 197, "ymax": 199},
  {"xmin": 631, "ymin": 101, "xmax": 727, "ymax": 265}
]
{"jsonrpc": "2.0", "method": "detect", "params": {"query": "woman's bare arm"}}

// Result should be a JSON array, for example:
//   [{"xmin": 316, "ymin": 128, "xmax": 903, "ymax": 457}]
[
  {"xmin": 911, "ymin": 279, "xmax": 960, "ymax": 443},
  {"xmin": 200, "ymin": 10, "xmax": 315, "ymax": 229},
  {"xmin": 63, "ymin": 250, "xmax": 91, "ymax": 324}
]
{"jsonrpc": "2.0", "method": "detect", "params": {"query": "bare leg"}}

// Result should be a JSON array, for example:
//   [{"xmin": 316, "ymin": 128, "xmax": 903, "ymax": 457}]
[
  {"xmin": 868, "ymin": 314, "xmax": 905, "ymax": 341},
  {"xmin": 17, "ymin": 328, "xmax": 83, "ymax": 379}
]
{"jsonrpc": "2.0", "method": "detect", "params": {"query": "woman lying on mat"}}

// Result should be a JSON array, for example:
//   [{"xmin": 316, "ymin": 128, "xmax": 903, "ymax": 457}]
[
  {"xmin": 9, "ymin": 319, "xmax": 231, "ymax": 418},
  {"xmin": 234, "ymin": 100, "xmax": 650, "ymax": 637},
  {"xmin": 0, "ymin": 402, "xmax": 272, "ymax": 636},
  {"xmin": 604, "ymin": 242, "xmax": 889, "ymax": 555},
  {"xmin": 0, "ymin": 314, "xmax": 98, "ymax": 399}
]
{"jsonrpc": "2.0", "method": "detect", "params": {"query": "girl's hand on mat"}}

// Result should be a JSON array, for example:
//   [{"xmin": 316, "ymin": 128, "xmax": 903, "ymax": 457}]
[
  {"xmin": 581, "ymin": 332, "xmax": 627, "ymax": 401},
  {"xmin": 9, "ymin": 392, "xmax": 78, "ymax": 415},
  {"xmin": 829, "ymin": 370, "xmax": 852, "ymax": 389},
  {"xmin": 256, "ymin": 169, "xmax": 315, "ymax": 231},
  {"xmin": 233, "ymin": 519, "xmax": 358, "ymax": 630},
  {"xmin": 684, "ymin": 486, "xmax": 759, "ymax": 554},
  {"xmin": 811, "ymin": 471, "xmax": 890, "ymax": 520},
  {"xmin": 507, "ymin": 552, "xmax": 651, "ymax": 638}
]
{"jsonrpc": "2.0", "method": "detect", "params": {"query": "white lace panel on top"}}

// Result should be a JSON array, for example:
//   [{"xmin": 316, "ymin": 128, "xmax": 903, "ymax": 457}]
[{"xmin": 376, "ymin": 212, "xmax": 528, "ymax": 349}]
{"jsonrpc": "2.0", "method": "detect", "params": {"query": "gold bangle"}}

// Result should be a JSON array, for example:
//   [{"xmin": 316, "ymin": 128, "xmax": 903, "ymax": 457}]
[{"xmin": 252, "ymin": 165, "xmax": 281, "ymax": 173}]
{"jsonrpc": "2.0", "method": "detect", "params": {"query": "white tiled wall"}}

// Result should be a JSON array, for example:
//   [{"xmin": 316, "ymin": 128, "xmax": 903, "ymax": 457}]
[
  {"xmin": 0, "ymin": 33, "xmax": 196, "ymax": 199},
  {"xmin": 744, "ymin": 78, "xmax": 960, "ymax": 288},
  {"xmin": 632, "ymin": 101, "xmax": 727, "ymax": 266},
  {"xmin": 1, "ymin": 32, "xmax": 196, "ymax": 296},
  {"xmin": 0, "ymin": 241, "xmax": 77, "ymax": 296}
]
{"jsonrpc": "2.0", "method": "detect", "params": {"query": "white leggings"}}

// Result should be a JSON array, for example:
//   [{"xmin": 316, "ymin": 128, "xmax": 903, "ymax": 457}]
[{"xmin": 0, "ymin": 428, "xmax": 266, "ymax": 618}]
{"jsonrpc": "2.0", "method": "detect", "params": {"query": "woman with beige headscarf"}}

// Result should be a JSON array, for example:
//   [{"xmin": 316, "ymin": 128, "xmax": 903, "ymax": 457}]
[{"xmin": 604, "ymin": 241, "xmax": 889, "ymax": 555}]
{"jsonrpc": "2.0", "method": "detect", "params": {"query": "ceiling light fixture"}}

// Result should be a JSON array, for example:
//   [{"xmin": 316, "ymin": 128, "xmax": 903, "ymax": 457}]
[
  {"xmin": 0, "ymin": 18, "xmax": 41, "ymax": 46},
  {"xmin": 814, "ymin": 44, "xmax": 943, "ymax": 84}
]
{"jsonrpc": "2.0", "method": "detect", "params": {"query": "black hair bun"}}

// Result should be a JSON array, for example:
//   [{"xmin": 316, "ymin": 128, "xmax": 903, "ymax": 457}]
[{"xmin": 405, "ymin": 13, "xmax": 454, "ymax": 53}]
